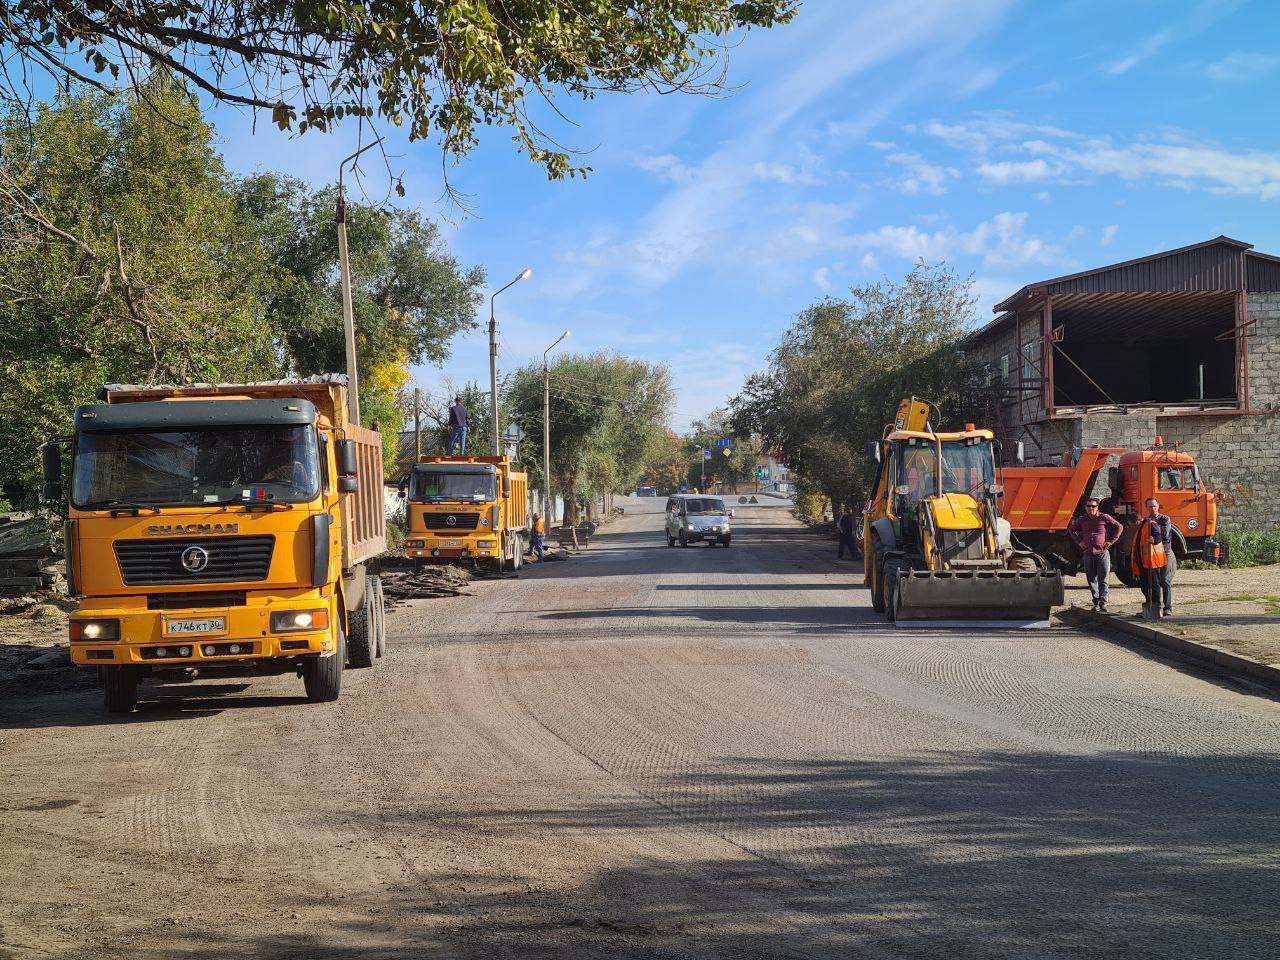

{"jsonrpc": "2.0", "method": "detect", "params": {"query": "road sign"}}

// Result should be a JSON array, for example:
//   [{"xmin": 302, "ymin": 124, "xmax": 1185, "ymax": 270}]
[
  {"xmin": 702, "ymin": 448, "xmax": 712, "ymax": 459},
  {"xmin": 714, "ymin": 438, "xmax": 732, "ymax": 448},
  {"xmin": 721, "ymin": 448, "xmax": 731, "ymax": 457}
]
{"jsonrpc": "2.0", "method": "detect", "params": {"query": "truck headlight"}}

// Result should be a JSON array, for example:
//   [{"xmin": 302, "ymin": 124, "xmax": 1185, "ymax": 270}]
[
  {"xmin": 407, "ymin": 539, "xmax": 425, "ymax": 548},
  {"xmin": 70, "ymin": 618, "xmax": 120, "ymax": 641},
  {"xmin": 270, "ymin": 609, "xmax": 329, "ymax": 633},
  {"xmin": 478, "ymin": 540, "xmax": 496, "ymax": 548}
]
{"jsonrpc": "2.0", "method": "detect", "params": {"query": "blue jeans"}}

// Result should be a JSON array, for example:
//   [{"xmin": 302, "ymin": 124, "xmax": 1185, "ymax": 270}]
[
  {"xmin": 449, "ymin": 427, "xmax": 467, "ymax": 455},
  {"xmin": 528, "ymin": 534, "xmax": 545, "ymax": 561}
]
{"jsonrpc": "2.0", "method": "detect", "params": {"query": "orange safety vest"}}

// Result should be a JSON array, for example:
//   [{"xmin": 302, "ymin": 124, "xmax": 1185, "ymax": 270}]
[
  {"xmin": 1132, "ymin": 518, "xmax": 1168, "ymax": 573},
  {"xmin": 533, "ymin": 517, "xmax": 545, "ymax": 535}
]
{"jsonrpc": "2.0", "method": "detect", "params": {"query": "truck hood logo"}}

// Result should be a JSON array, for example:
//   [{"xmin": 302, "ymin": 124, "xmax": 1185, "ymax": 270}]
[
  {"xmin": 446, "ymin": 515, "xmax": 457, "ymax": 526},
  {"xmin": 146, "ymin": 523, "xmax": 239, "ymax": 535},
  {"xmin": 181, "ymin": 546, "xmax": 210, "ymax": 573}
]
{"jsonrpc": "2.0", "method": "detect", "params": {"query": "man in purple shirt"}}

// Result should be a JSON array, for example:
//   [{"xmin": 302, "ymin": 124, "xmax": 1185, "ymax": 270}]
[{"xmin": 1068, "ymin": 497, "xmax": 1124, "ymax": 612}]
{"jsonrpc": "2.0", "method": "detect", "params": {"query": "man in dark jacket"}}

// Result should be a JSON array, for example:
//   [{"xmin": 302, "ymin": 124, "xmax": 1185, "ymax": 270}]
[
  {"xmin": 1068, "ymin": 498, "xmax": 1123, "ymax": 612},
  {"xmin": 447, "ymin": 395, "xmax": 469, "ymax": 455},
  {"xmin": 836, "ymin": 507, "xmax": 857, "ymax": 560}
]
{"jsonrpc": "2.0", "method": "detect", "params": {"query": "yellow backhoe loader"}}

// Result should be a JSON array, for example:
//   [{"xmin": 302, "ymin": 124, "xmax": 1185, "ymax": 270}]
[{"xmin": 862, "ymin": 399, "xmax": 1063, "ymax": 626}]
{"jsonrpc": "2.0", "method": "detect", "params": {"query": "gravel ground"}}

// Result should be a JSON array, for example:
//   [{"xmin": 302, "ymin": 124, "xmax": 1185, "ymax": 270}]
[
  {"xmin": 1064, "ymin": 563, "xmax": 1280, "ymax": 667},
  {"xmin": 2, "ymin": 499, "xmax": 1278, "ymax": 959}
]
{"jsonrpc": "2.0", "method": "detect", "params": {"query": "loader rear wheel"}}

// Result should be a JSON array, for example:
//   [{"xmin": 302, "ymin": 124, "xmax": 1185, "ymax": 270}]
[
  {"xmin": 870, "ymin": 536, "xmax": 887, "ymax": 614},
  {"xmin": 103, "ymin": 666, "xmax": 139, "ymax": 714}
]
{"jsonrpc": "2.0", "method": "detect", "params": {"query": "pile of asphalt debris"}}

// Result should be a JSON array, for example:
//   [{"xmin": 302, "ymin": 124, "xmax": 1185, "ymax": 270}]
[{"xmin": 379, "ymin": 563, "xmax": 476, "ymax": 606}]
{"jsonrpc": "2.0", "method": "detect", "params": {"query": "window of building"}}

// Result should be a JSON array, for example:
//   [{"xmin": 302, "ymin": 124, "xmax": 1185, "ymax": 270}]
[{"xmin": 999, "ymin": 353, "xmax": 1010, "ymax": 384}]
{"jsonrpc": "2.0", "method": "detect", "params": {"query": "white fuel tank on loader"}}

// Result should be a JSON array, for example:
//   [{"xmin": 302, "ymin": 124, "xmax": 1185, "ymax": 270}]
[{"xmin": 863, "ymin": 399, "xmax": 1064, "ymax": 628}]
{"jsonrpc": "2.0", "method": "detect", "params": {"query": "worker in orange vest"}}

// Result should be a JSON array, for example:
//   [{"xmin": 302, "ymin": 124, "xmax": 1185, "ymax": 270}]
[
  {"xmin": 528, "ymin": 512, "xmax": 546, "ymax": 562},
  {"xmin": 1130, "ymin": 497, "xmax": 1174, "ymax": 618}
]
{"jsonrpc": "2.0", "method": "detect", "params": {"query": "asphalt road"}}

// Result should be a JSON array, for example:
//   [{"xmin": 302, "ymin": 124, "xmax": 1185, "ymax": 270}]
[{"xmin": 2, "ymin": 497, "xmax": 1279, "ymax": 959}]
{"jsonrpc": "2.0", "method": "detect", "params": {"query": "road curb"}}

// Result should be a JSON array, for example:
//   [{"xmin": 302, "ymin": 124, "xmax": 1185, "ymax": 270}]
[{"xmin": 1058, "ymin": 606, "xmax": 1280, "ymax": 693}]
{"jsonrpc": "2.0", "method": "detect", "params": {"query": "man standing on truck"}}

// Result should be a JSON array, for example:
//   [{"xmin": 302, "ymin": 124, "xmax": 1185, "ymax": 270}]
[
  {"xmin": 1068, "ymin": 498, "xmax": 1123, "ymax": 612},
  {"xmin": 836, "ymin": 507, "xmax": 856, "ymax": 560},
  {"xmin": 1132, "ymin": 497, "xmax": 1175, "ymax": 618},
  {"xmin": 448, "ymin": 395, "xmax": 469, "ymax": 455}
]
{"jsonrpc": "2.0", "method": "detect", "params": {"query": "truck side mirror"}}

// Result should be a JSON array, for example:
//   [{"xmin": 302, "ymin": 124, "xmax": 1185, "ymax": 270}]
[
  {"xmin": 40, "ymin": 441, "xmax": 63, "ymax": 502},
  {"xmin": 1013, "ymin": 441, "xmax": 1025, "ymax": 466},
  {"xmin": 338, "ymin": 475, "xmax": 359, "ymax": 494},
  {"xmin": 503, "ymin": 475, "xmax": 511, "ymax": 499},
  {"xmin": 865, "ymin": 441, "xmax": 881, "ymax": 464}
]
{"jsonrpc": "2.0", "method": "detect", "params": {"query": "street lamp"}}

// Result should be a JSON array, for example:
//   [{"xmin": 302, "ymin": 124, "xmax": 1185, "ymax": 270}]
[
  {"xmin": 543, "ymin": 330, "xmax": 571, "ymax": 522},
  {"xmin": 489, "ymin": 267, "xmax": 533, "ymax": 455}
]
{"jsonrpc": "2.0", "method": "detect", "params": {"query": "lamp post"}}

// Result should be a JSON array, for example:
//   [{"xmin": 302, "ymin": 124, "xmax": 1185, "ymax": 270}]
[
  {"xmin": 542, "ymin": 330, "xmax": 571, "ymax": 521},
  {"xmin": 334, "ymin": 137, "xmax": 382, "ymax": 426},
  {"xmin": 489, "ymin": 268, "xmax": 532, "ymax": 455}
]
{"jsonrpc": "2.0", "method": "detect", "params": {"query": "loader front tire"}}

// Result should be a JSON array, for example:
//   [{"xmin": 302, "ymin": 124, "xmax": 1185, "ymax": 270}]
[{"xmin": 870, "ymin": 536, "xmax": 887, "ymax": 614}]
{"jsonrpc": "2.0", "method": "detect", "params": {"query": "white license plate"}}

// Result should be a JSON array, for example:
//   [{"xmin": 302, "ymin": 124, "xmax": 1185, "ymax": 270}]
[
  {"xmin": 165, "ymin": 617, "xmax": 226, "ymax": 636},
  {"xmin": 439, "ymin": 540, "xmax": 462, "ymax": 547}
]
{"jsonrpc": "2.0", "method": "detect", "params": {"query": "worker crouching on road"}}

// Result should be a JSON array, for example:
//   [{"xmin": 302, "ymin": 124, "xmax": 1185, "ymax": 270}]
[
  {"xmin": 1132, "ymin": 497, "xmax": 1174, "ymax": 619},
  {"xmin": 1068, "ymin": 497, "xmax": 1122, "ymax": 612},
  {"xmin": 528, "ymin": 513, "xmax": 546, "ymax": 562},
  {"xmin": 836, "ymin": 507, "xmax": 856, "ymax": 560}
]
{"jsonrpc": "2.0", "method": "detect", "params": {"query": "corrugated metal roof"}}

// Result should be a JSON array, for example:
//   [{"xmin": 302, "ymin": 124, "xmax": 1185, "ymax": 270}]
[
  {"xmin": 1246, "ymin": 251, "xmax": 1280, "ymax": 292},
  {"xmin": 993, "ymin": 236, "xmax": 1262, "ymax": 313}
]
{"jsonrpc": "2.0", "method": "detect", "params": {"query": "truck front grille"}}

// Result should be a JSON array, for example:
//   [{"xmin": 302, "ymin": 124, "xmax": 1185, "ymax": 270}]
[
  {"xmin": 422, "ymin": 513, "xmax": 480, "ymax": 531},
  {"xmin": 115, "ymin": 536, "xmax": 274, "ymax": 586},
  {"xmin": 939, "ymin": 528, "xmax": 986, "ymax": 565}
]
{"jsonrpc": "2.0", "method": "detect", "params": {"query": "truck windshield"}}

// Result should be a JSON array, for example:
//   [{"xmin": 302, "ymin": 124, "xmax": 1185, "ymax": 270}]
[
  {"xmin": 72, "ymin": 425, "xmax": 321, "ymax": 507},
  {"xmin": 410, "ymin": 470, "xmax": 496, "ymax": 502}
]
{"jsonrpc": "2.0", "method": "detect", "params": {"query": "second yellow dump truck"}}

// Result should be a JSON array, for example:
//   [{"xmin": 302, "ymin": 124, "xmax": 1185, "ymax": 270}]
[
  {"xmin": 403, "ymin": 455, "xmax": 528, "ymax": 572},
  {"xmin": 42, "ymin": 375, "xmax": 387, "ymax": 713}
]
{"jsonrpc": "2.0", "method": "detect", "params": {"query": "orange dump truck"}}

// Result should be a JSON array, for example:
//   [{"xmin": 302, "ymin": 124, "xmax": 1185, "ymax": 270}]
[
  {"xmin": 42, "ymin": 376, "xmax": 388, "ymax": 712},
  {"xmin": 402, "ymin": 455, "xmax": 529, "ymax": 572},
  {"xmin": 1001, "ymin": 441, "xmax": 1220, "ymax": 584}
]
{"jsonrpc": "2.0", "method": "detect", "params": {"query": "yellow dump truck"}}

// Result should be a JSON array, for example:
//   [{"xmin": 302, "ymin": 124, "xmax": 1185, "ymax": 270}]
[
  {"xmin": 402, "ymin": 455, "xmax": 528, "ymax": 572},
  {"xmin": 41, "ymin": 375, "xmax": 387, "ymax": 712}
]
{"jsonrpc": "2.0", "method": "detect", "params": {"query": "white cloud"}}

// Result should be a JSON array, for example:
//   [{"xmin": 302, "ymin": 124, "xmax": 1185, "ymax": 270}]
[
  {"xmin": 1103, "ymin": 29, "xmax": 1172, "ymax": 76},
  {"xmin": 956, "ymin": 65, "xmax": 1003, "ymax": 97},
  {"xmin": 885, "ymin": 152, "xmax": 958, "ymax": 196},
  {"xmin": 1067, "ymin": 225, "xmax": 1087, "ymax": 242},
  {"xmin": 928, "ymin": 112, "xmax": 1280, "ymax": 201},
  {"xmin": 751, "ymin": 160, "xmax": 822, "ymax": 186},
  {"xmin": 859, "ymin": 252, "xmax": 881, "ymax": 272},
  {"xmin": 1033, "ymin": 191, "xmax": 1051, "ymax": 202},
  {"xmin": 813, "ymin": 266, "xmax": 833, "ymax": 291},
  {"xmin": 976, "ymin": 158, "xmax": 1059, "ymax": 185},
  {"xmin": 632, "ymin": 154, "xmax": 695, "ymax": 184},
  {"xmin": 1206, "ymin": 52, "xmax": 1280, "ymax": 82},
  {"xmin": 869, "ymin": 140, "xmax": 898, "ymax": 151},
  {"xmin": 1101, "ymin": 224, "xmax": 1120, "ymax": 246},
  {"xmin": 846, "ymin": 212, "xmax": 1060, "ymax": 270}
]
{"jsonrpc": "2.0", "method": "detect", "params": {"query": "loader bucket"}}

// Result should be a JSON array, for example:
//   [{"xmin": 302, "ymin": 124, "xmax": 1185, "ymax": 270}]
[{"xmin": 892, "ymin": 569, "xmax": 1064, "ymax": 628}]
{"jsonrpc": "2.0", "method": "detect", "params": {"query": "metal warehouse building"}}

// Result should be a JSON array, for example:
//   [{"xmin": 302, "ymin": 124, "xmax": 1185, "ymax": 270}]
[{"xmin": 966, "ymin": 236, "xmax": 1280, "ymax": 529}]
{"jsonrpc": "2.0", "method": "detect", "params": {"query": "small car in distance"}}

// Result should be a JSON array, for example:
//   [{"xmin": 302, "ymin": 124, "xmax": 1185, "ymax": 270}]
[{"xmin": 665, "ymin": 495, "xmax": 733, "ymax": 547}]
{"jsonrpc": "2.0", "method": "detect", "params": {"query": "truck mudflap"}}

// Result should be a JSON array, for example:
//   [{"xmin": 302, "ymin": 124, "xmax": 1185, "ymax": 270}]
[{"xmin": 893, "ymin": 569, "xmax": 1064, "ymax": 627}]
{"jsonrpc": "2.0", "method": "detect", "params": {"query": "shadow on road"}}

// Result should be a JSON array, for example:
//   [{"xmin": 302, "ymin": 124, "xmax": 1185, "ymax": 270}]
[{"xmin": 124, "ymin": 749, "xmax": 1280, "ymax": 959}]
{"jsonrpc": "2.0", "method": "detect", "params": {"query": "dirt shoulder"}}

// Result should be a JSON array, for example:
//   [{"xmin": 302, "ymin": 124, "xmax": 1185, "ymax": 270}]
[{"xmin": 1068, "ymin": 564, "xmax": 1280, "ymax": 668}]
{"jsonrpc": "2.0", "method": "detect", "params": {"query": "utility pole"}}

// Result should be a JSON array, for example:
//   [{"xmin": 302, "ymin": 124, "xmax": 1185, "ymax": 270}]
[
  {"xmin": 413, "ymin": 387, "xmax": 422, "ymax": 459},
  {"xmin": 488, "ymin": 268, "xmax": 532, "ymax": 456},
  {"xmin": 335, "ymin": 137, "xmax": 382, "ymax": 426},
  {"xmin": 542, "ymin": 331, "xmax": 571, "ymax": 521}
]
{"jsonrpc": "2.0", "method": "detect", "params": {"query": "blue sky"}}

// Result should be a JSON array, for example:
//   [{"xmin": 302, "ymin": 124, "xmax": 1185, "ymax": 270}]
[{"xmin": 213, "ymin": 0, "xmax": 1280, "ymax": 431}]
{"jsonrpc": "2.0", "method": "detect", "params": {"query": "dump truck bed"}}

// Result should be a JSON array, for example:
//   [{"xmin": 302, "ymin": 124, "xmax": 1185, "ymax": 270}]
[{"xmin": 1000, "ymin": 448, "xmax": 1121, "ymax": 532}]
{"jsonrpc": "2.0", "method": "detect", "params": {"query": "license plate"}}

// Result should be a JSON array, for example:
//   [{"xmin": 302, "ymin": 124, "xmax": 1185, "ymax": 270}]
[
  {"xmin": 440, "ymin": 540, "xmax": 462, "ymax": 547},
  {"xmin": 165, "ymin": 617, "xmax": 226, "ymax": 636}
]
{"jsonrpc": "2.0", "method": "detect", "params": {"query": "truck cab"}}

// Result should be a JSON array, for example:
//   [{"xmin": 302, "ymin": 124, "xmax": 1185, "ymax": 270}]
[
  {"xmin": 46, "ymin": 378, "xmax": 387, "ymax": 712},
  {"xmin": 403, "ymin": 456, "xmax": 528, "ymax": 571},
  {"xmin": 1110, "ymin": 446, "xmax": 1218, "ymax": 564}
]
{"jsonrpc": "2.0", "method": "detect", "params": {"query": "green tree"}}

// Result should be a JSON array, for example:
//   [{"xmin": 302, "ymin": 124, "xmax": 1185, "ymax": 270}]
[
  {"xmin": 0, "ymin": 81, "xmax": 279, "ymax": 500},
  {"xmin": 506, "ymin": 353, "xmax": 673, "ymax": 522},
  {"xmin": 731, "ymin": 262, "xmax": 981, "ymax": 510},
  {"xmin": 680, "ymin": 410, "xmax": 765, "ymax": 493},
  {"xmin": 4, "ymin": 1, "xmax": 795, "ymax": 180}
]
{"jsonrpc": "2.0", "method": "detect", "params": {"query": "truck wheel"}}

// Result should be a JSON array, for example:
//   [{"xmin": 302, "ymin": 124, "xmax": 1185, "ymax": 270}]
[
  {"xmin": 510, "ymin": 535, "xmax": 523, "ymax": 574},
  {"xmin": 371, "ymin": 576, "xmax": 387, "ymax": 659},
  {"xmin": 347, "ymin": 594, "xmax": 376, "ymax": 669},
  {"xmin": 303, "ymin": 624, "xmax": 344, "ymax": 703},
  {"xmin": 1114, "ymin": 552, "xmax": 1140, "ymax": 588},
  {"xmin": 103, "ymin": 666, "xmax": 139, "ymax": 714}
]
